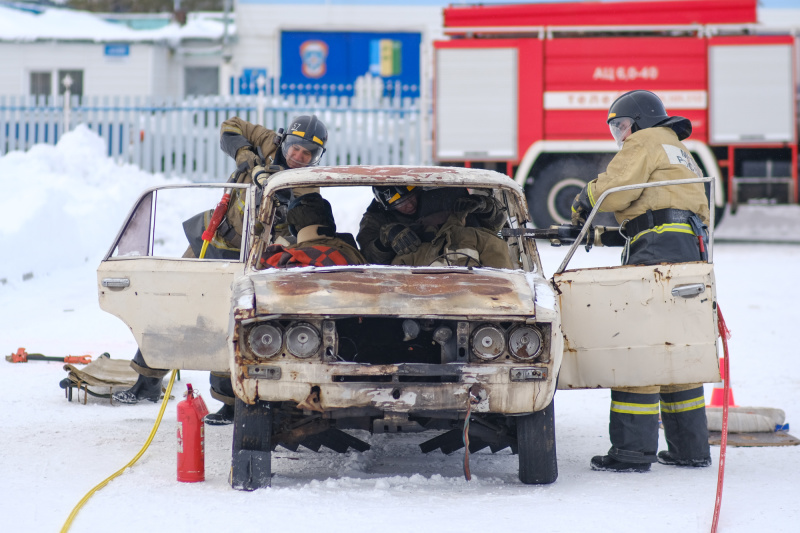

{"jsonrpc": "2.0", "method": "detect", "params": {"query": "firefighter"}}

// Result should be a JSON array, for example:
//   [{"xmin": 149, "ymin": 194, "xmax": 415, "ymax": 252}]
[
  {"xmin": 357, "ymin": 185, "xmax": 512, "ymax": 269},
  {"xmin": 113, "ymin": 116, "xmax": 329, "ymax": 423},
  {"xmin": 184, "ymin": 114, "xmax": 328, "ymax": 257},
  {"xmin": 571, "ymin": 89, "xmax": 712, "ymax": 472}
]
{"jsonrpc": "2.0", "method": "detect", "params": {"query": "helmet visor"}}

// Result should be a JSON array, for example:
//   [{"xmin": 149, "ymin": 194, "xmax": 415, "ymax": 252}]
[
  {"xmin": 608, "ymin": 117, "xmax": 634, "ymax": 148},
  {"xmin": 281, "ymin": 135, "xmax": 325, "ymax": 168}
]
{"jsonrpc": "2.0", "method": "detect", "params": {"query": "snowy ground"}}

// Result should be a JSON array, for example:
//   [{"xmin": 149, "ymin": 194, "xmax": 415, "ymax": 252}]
[{"xmin": 1, "ymin": 127, "xmax": 799, "ymax": 532}]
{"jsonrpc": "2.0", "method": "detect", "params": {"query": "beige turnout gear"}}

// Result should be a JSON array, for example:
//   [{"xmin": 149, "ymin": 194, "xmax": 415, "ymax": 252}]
[
  {"xmin": 216, "ymin": 117, "xmax": 318, "ymax": 250},
  {"xmin": 391, "ymin": 214, "xmax": 514, "ymax": 269},
  {"xmin": 586, "ymin": 126, "xmax": 710, "ymax": 226}
]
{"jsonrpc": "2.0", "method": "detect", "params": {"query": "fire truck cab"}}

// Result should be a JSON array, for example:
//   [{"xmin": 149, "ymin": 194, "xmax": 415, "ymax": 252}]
[{"xmin": 433, "ymin": 0, "xmax": 798, "ymax": 228}]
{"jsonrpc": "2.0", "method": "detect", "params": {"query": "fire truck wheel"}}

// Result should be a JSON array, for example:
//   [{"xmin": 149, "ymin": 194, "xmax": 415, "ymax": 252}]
[
  {"xmin": 527, "ymin": 158, "xmax": 617, "ymax": 228},
  {"xmin": 517, "ymin": 397, "xmax": 558, "ymax": 485},
  {"xmin": 527, "ymin": 160, "xmax": 591, "ymax": 228},
  {"xmin": 230, "ymin": 398, "xmax": 273, "ymax": 491}
]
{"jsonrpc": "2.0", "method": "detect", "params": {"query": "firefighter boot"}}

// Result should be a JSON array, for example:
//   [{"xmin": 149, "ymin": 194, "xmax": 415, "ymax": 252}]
[
  {"xmin": 590, "ymin": 455, "xmax": 651, "ymax": 472},
  {"xmin": 112, "ymin": 374, "xmax": 163, "ymax": 404},
  {"xmin": 591, "ymin": 389, "xmax": 660, "ymax": 472},
  {"xmin": 658, "ymin": 385, "xmax": 712, "ymax": 467},
  {"xmin": 204, "ymin": 403, "xmax": 234, "ymax": 425},
  {"xmin": 205, "ymin": 371, "xmax": 236, "ymax": 425}
]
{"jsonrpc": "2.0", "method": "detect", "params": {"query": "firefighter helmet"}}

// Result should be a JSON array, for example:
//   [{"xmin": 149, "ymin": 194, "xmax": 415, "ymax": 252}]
[
  {"xmin": 281, "ymin": 115, "xmax": 328, "ymax": 167},
  {"xmin": 607, "ymin": 90, "xmax": 691, "ymax": 143},
  {"xmin": 373, "ymin": 185, "xmax": 419, "ymax": 211}
]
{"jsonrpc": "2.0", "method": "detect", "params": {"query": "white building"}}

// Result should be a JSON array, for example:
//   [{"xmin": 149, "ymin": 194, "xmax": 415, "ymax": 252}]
[
  {"xmin": 228, "ymin": 1, "xmax": 443, "ymax": 97},
  {"xmin": 0, "ymin": 5, "xmax": 233, "ymax": 99}
]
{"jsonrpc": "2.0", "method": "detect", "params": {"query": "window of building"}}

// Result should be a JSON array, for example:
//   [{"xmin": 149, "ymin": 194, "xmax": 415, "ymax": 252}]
[
  {"xmin": 30, "ymin": 71, "xmax": 52, "ymax": 97},
  {"xmin": 185, "ymin": 67, "xmax": 220, "ymax": 96},
  {"xmin": 58, "ymin": 70, "xmax": 84, "ymax": 98}
]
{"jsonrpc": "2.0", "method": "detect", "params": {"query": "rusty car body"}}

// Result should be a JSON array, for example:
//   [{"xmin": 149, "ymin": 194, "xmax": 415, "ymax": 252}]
[{"xmin": 98, "ymin": 165, "xmax": 720, "ymax": 490}]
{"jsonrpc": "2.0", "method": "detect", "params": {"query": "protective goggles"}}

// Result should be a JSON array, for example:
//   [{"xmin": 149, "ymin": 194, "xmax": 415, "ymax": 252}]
[{"xmin": 608, "ymin": 116, "xmax": 634, "ymax": 148}]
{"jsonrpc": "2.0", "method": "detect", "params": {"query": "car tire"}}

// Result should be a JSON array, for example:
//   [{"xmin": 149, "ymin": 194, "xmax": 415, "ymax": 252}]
[
  {"xmin": 230, "ymin": 398, "xmax": 273, "ymax": 491},
  {"xmin": 517, "ymin": 397, "xmax": 558, "ymax": 485}
]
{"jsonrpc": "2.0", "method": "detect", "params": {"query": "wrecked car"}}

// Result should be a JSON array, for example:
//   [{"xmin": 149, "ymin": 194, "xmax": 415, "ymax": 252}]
[{"xmin": 97, "ymin": 166, "xmax": 721, "ymax": 490}]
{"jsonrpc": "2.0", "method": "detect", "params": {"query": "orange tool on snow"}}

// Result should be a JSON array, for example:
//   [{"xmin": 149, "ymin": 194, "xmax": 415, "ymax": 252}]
[{"xmin": 5, "ymin": 347, "xmax": 92, "ymax": 364}]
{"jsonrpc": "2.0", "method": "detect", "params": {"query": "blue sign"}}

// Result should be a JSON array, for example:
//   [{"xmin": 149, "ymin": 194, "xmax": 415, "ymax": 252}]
[
  {"xmin": 104, "ymin": 44, "xmax": 130, "ymax": 57},
  {"xmin": 280, "ymin": 31, "xmax": 421, "ymax": 97},
  {"xmin": 238, "ymin": 68, "xmax": 269, "ymax": 95}
]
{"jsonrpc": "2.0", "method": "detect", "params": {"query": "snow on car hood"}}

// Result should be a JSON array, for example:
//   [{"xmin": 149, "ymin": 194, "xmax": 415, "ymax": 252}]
[{"xmin": 250, "ymin": 266, "xmax": 539, "ymax": 318}]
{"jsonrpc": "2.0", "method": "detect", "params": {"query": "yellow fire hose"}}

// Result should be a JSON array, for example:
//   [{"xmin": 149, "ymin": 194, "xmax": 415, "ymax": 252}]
[{"xmin": 60, "ymin": 369, "xmax": 178, "ymax": 533}]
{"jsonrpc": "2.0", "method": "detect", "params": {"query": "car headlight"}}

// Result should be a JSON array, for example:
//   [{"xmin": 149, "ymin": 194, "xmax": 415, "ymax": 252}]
[
  {"xmin": 247, "ymin": 323, "xmax": 283, "ymax": 359},
  {"xmin": 286, "ymin": 322, "xmax": 321, "ymax": 359},
  {"xmin": 508, "ymin": 325, "xmax": 543, "ymax": 361},
  {"xmin": 471, "ymin": 324, "xmax": 506, "ymax": 361}
]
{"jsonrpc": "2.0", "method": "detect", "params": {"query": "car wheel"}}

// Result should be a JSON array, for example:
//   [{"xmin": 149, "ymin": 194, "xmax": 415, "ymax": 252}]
[
  {"xmin": 230, "ymin": 398, "xmax": 273, "ymax": 490},
  {"xmin": 517, "ymin": 397, "xmax": 558, "ymax": 485}
]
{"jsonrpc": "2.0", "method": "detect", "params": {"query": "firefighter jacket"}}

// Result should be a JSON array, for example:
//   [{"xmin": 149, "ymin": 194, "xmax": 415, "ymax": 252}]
[
  {"xmin": 390, "ymin": 214, "xmax": 514, "ymax": 269},
  {"xmin": 357, "ymin": 189, "xmax": 506, "ymax": 265},
  {"xmin": 587, "ymin": 126, "xmax": 710, "ymax": 227},
  {"xmin": 215, "ymin": 117, "xmax": 317, "ymax": 251}
]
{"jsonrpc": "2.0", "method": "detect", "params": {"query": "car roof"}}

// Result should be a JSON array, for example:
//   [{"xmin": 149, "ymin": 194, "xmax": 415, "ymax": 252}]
[{"xmin": 264, "ymin": 165, "xmax": 525, "ymax": 196}]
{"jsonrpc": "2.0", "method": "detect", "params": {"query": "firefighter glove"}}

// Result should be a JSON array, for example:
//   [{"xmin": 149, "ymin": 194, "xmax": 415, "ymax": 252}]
[
  {"xmin": 380, "ymin": 223, "xmax": 421, "ymax": 256},
  {"xmin": 571, "ymin": 185, "xmax": 593, "ymax": 226},
  {"xmin": 235, "ymin": 146, "xmax": 259, "ymax": 171},
  {"xmin": 454, "ymin": 195, "xmax": 496, "ymax": 215}
]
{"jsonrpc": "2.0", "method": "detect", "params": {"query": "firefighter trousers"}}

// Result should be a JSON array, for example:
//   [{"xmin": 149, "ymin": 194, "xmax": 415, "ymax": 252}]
[{"xmin": 608, "ymin": 384, "xmax": 710, "ymax": 464}]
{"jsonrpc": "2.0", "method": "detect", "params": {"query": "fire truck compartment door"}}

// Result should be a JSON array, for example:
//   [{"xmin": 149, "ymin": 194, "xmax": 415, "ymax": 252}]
[
  {"xmin": 555, "ymin": 262, "xmax": 720, "ymax": 389},
  {"xmin": 709, "ymin": 40, "xmax": 795, "ymax": 144},
  {"xmin": 435, "ymin": 47, "xmax": 518, "ymax": 160}
]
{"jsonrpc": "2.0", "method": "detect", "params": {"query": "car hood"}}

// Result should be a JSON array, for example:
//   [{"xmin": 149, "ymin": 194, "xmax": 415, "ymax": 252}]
[{"xmin": 249, "ymin": 266, "xmax": 541, "ymax": 319}]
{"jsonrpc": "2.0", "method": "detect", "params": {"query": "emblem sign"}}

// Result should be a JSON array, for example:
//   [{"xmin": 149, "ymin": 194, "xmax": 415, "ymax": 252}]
[{"xmin": 300, "ymin": 40, "xmax": 329, "ymax": 79}]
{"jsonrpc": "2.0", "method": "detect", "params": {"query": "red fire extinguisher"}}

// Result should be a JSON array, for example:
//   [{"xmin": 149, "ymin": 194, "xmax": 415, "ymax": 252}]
[{"xmin": 177, "ymin": 383, "xmax": 209, "ymax": 483}]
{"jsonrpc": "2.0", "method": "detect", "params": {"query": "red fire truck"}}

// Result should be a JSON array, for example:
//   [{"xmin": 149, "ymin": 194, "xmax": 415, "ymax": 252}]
[{"xmin": 432, "ymin": 0, "xmax": 798, "ymax": 228}]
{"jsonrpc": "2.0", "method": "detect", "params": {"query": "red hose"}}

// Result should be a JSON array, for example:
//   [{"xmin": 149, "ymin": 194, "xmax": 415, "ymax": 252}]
[{"xmin": 711, "ymin": 305, "xmax": 732, "ymax": 533}]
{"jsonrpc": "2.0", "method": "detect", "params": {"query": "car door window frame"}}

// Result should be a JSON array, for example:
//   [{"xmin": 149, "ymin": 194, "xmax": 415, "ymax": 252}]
[{"xmin": 103, "ymin": 183, "xmax": 252, "ymax": 262}]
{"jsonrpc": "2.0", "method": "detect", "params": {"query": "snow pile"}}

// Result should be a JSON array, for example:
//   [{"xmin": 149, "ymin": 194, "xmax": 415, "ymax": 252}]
[{"xmin": 0, "ymin": 124, "xmax": 184, "ymax": 284}]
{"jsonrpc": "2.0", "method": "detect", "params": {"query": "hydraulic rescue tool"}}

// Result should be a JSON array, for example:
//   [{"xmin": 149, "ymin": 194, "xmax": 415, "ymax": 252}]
[
  {"xmin": 502, "ymin": 224, "xmax": 627, "ymax": 249},
  {"xmin": 6, "ymin": 347, "xmax": 91, "ymax": 364}
]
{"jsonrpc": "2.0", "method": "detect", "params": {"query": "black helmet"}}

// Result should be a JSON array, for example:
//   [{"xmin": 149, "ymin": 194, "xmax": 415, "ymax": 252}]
[
  {"xmin": 607, "ymin": 90, "xmax": 691, "ymax": 141},
  {"xmin": 282, "ymin": 114, "xmax": 328, "ymax": 167},
  {"xmin": 287, "ymin": 192, "xmax": 336, "ymax": 236},
  {"xmin": 373, "ymin": 185, "xmax": 418, "ymax": 211}
]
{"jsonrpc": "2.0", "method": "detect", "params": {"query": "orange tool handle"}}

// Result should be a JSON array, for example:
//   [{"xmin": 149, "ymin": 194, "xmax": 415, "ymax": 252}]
[
  {"xmin": 5, "ymin": 348, "xmax": 92, "ymax": 364},
  {"xmin": 64, "ymin": 355, "xmax": 92, "ymax": 364}
]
